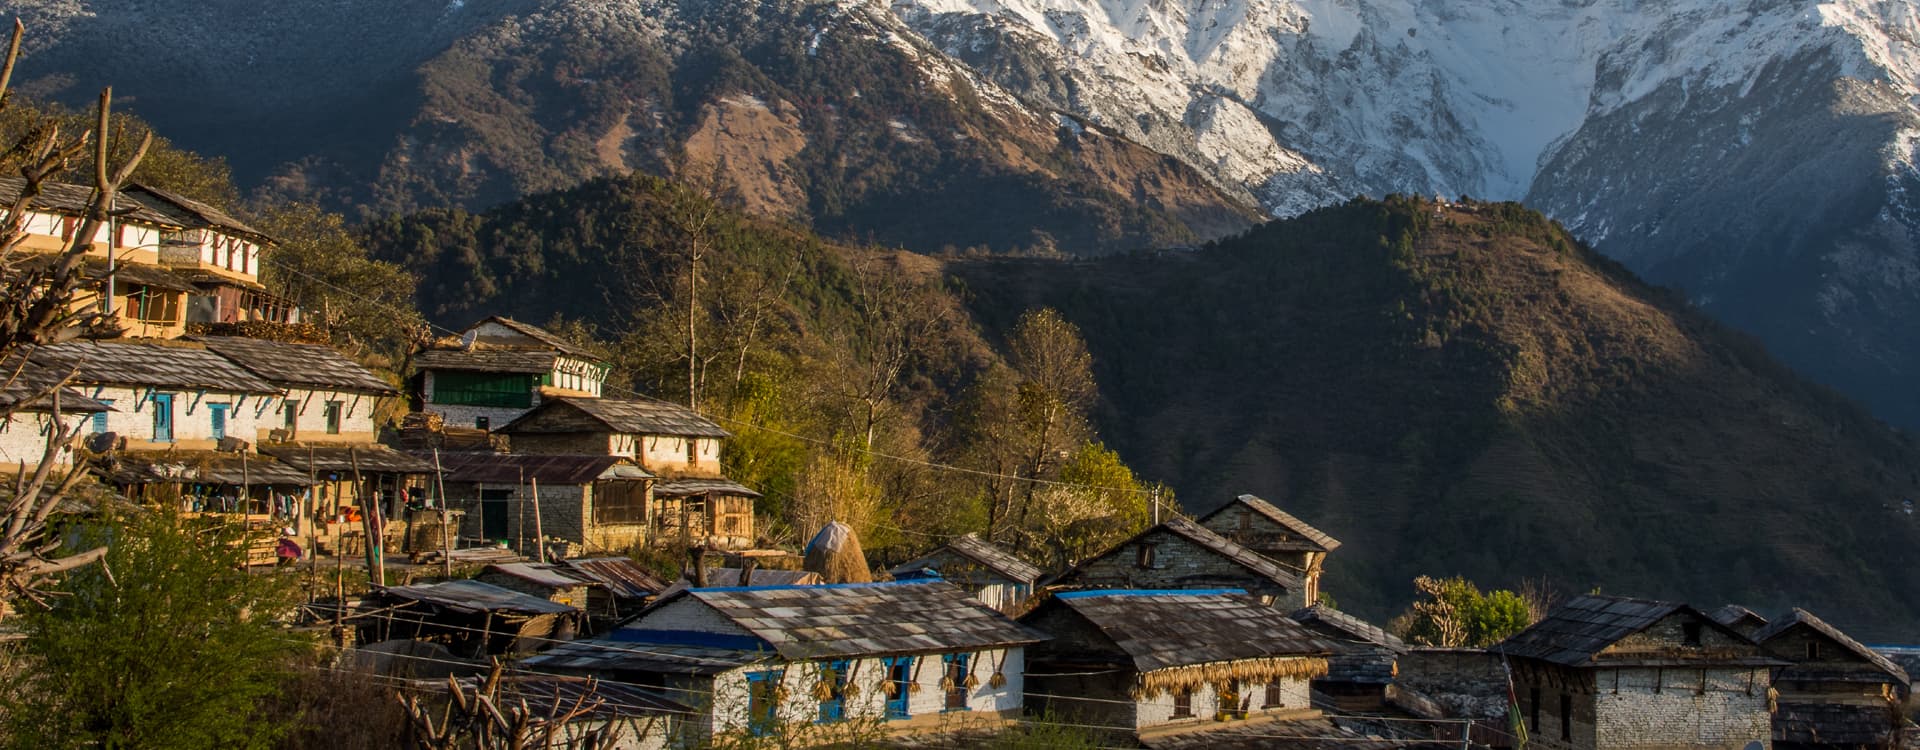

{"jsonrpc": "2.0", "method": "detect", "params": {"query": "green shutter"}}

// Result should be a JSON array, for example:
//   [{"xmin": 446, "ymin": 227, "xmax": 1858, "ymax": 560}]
[{"xmin": 432, "ymin": 371, "xmax": 534, "ymax": 408}]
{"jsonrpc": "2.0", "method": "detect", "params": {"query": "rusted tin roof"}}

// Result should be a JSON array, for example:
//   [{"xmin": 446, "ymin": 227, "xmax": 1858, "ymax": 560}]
[
  {"xmin": 1031, "ymin": 589, "xmax": 1335, "ymax": 673},
  {"xmin": 890, "ymin": 533, "xmax": 1043, "ymax": 584},
  {"xmin": 1290, "ymin": 604, "xmax": 1409, "ymax": 654},
  {"xmin": 637, "ymin": 580, "xmax": 1046, "ymax": 661},
  {"xmin": 193, "ymin": 336, "xmax": 396, "ymax": 394},
  {"xmin": 96, "ymin": 450, "xmax": 314, "ymax": 486},
  {"xmin": 377, "ymin": 579, "xmax": 578, "ymax": 616},
  {"xmin": 1754, "ymin": 608, "xmax": 1909, "ymax": 685},
  {"xmin": 258, "ymin": 443, "xmax": 438, "ymax": 475},
  {"xmin": 412, "ymin": 347, "xmax": 558, "ymax": 374},
  {"xmin": 1492, "ymin": 594, "xmax": 1774, "ymax": 668},
  {"xmin": 652, "ymin": 477, "xmax": 759, "ymax": 498},
  {"xmin": 1198, "ymin": 494, "xmax": 1341, "ymax": 552},
  {"xmin": 424, "ymin": 452, "xmax": 651, "ymax": 485},
  {"xmin": 28, "ymin": 340, "xmax": 280, "ymax": 393},
  {"xmin": 560, "ymin": 557, "xmax": 670, "ymax": 599},
  {"xmin": 501, "ymin": 396, "xmax": 729, "ymax": 439}
]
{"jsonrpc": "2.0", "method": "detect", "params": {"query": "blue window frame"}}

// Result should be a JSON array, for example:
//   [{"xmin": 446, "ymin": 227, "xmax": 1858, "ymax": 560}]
[
  {"xmin": 746, "ymin": 669, "xmax": 783, "ymax": 737},
  {"xmin": 818, "ymin": 660, "xmax": 851, "ymax": 723},
  {"xmin": 208, "ymin": 403, "xmax": 229, "ymax": 441},
  {"xmin": 91, "ymin": 399, "xmax": 114, "ymax": 434},
  {"xmin": 942, "ymin": 652, "xmax": 972, "ymax": 711},
  {"xmin": 884, "ymin": 656, "xmax": 914, "ymax": 720},
  {"xmin": 150, "ymin": 393, "xmax": 174, "ymax": 442}
]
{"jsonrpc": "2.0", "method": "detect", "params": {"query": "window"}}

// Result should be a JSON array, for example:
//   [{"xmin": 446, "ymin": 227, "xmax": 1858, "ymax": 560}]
[
  {"xmin": 283, "ymin": 401, "xmax": 298, "ymax": 434},
  {"xmin": 208, "ymin": 403, "xmax": 229, "ymax": 441},
  {"xmin": 818, "ymin": 660, "xmax": 850, "ymax": 723},
  {"xmin": 746, "ymin": 670, "xmax": 782, "ymax": 737},
  {"xmin": 1263, "ymin": 680, "xmax": 1285, "ymax": 708},
  {"xmin": 593, "ymin": 481, "xmax": 648, "ymax": 524},
  {"xmin": 1682, "ymin": 622, "xmax": 1703, "ymax": 646},
  {"xmin": 1217, "ymin": 683, "xmax": 1243, "ymax": 720},
  {"xmin": 1136, "ymin": 543, "xmax": 1157, "ymax": 569},
  {"xmin": 1806, "ymin": 642, "xmax": 1822, "ymax": 660},
  {"xmin": 475, "ymin": 416, "xmax": 490, "ymax": 431},
  {"xmin": 1559, "ymin": 693, "xmax": 1572, "ymax": 741},
  {"xmin": 884, "ymin": 656, "xmax": 914, "ymax": 720},
  {"xmin": 943, "ymin": 653, "xmax": 971, "ymax": 711},
  {"xmin": 431, "ymin": 371, "xmax": 535, "ymax": 408},
  {"xmin": 91, "ymin": 399, "xmax": 114, "ymax": 434},
  {"xmin": 150, "ymin": 393, "xmax": 174, "ymax": 442},
  {"xmin": 1171, "ymin": 689, "xmax": 1193, "ymax": 719},
  {"xmin": 686, "ymin": 437, "xmax": 700, "ymax": 465},
  {"xmin": 324, "ymin": 401, "xmax": 342, "ymax": 434}
]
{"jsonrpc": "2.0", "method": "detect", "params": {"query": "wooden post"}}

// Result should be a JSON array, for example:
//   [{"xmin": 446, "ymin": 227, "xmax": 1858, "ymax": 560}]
[
  {"xmin": 530, "ymin": 476, "xmax": 546, "ymax": 564},
  {"xmin": 352, "ymin": 448, "xmax": 383, "ymax": 587},
  {"xmin": 433, "ymin": 447, "xmax": 451, "ymax": 579}
]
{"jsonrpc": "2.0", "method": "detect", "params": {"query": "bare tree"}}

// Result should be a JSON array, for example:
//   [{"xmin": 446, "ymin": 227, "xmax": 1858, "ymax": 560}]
[
  {"xmin": 397, "ymin": 663, "xmax": 628, "ymax": 750},
  {"xmin": 0, "ymin": 18, "xmax": 153, "ymax": 617}
]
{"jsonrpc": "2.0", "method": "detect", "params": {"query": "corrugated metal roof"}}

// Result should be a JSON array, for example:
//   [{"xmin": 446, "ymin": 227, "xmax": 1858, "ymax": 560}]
[
  {"xmin": 890, "ymin": 533, "xmax": 1043, "ymax": 584},
  {"xmin": 425, "ymin": 452, "xmax": 651, "ymax": 485},
  {"xmin": 96, "ymin": 450, "xmax": 314, "ymax": 486},
  {"xmin": 1199, "ymin": 494, "xmax": 1341, "ymax": 552},
  {"xmin": 377, "ymin": 579, "xmax": 578, "ymax": 615},
  {"xmin": 484, "ymin": 563, "xmax": 591, "ymax": 590},
  {"xmin": 412, "ymin": 348, "xmax": 558, "ymax": 374},
  {"xmin": 1492, "ymin": 594, "xmax": 1771, "ymax": 667},
  {"xmin": 636, "ymin": 580, "xmax": 1046, "ymax": 661},
  {"xmin": 1290, "ymin": 604, "xmax": 1409, "ymax": 654},
  {"xmin": 652, "ymin": 477, "xmax": 759, "ymax": 498},
  {"xmin": 258, "ymin": 443, "xmax": 438, "ymax": 475},
  {"xmin": 1753, "ymin": 608, "xmax": 1909, "ymax": 685},
  {"xmin": 1035, "ymin": 590, "xmax": 1335, "ymax": 672},
  {"xmin": 560, "ymin": 557, "xmax": 670, "ymax": 599},
  {"xmin": 28, "ymin": 340, "xmax": 280, "ymax": 393},
  {"xmin": 502, "ymin": 397, "xmax": 729, "ymax": 439},
  {"xmin": 193, "ymin": 336, "xmax": 396, "ymax": 394}
]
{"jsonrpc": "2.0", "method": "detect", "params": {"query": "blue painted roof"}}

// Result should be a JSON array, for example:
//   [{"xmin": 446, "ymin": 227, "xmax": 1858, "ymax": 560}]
[{"xmin": 1055, "ymin": 588, "xmax": 1248, "ymax": 600}]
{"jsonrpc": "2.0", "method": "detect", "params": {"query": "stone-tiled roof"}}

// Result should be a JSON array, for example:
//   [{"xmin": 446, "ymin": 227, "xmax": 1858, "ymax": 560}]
[
  {"xmin": 0, "ymin": 360, "xmax": 112, "ymax": 413},
  {"xmin": 479, "ymin": 317, "xmax": 598, "ymax": 359},
  {"xmin": 1034, "ymin": 590, "xmax": 1334, "ymax": 673},
  {"xmin": 1200, "ymin": 494, "xmax": 1341, "ymax": 552},
  {"xmin": 1754, "ymin": 608, "xmax": 1909, "ymax": 685},
  {"xmin": 16, "ymin": 254, "xmax": 201, "ymax": 292},
  {"xmin": 484, "ymin": 562, "xmax": 590, "ymax": 590},
  {"xmin": 192, "ymin": 336, "xmax": 395, "ymax": 394},
  {"xmin": 652, "ymin": 477, "xmax": 760, "ymax": 498},
  {"xmin": 126, "ymin": 183, "xmax": 272, "ymax": 243},
  {"xmin": 524, "ymin": 634, "xmax": 769, "ymax": 676},
  {"xmin": 1110, "ymin": 516, "xmax": 1302, "ymax": 590},
  {"xmin": 1290, "ymin": 604, "xmax": 1409, "ymax": 654},
  {"xmin": 95, "ymin": 450, "xmax": 314, "ymax": 486},
  {"xmin": 890, "ymin": 533, "xmax": 1043, "ymax": 584},
  {"xmin": 425, "ymin": 452, "xmax": 651, "ymax": 485},
  {"xmin": 258, "ymin": 443, "xmax": 438, "ymax": 475},
  {"xmin": 501, "ymin": 396, "xmax": 729, "ymax": 439},
  {"xmin": 27, "ymin": 340, "xmax": 280, "ymax": 393},
  {"xmin": 1492, "ymin": 594, "xmax": 1771, "ymax": 668},
  {"xmin": 654, "ymin": 568, "xmax": 821, "ymax": 600},
  {"xmin": 641, "ymin": 580, "xmax": 1046, "ymax": 661},
  {"xmin": 1709, "ymin": 604, "xmax": 1769, "ymax": 631},
  {"xmin": 0, "ymin": 178, "xmax": 180, "ymax": 226},
  {"xmin": 413, "ymin": 347, "xmax": 558, "ymax": 374}
]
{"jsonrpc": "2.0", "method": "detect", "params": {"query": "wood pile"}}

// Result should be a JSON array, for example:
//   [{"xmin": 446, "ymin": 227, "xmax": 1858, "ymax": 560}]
[
  {"xmin": 395, "ymin": 412, "xmax": 497, "ymax": 451},
  {"xmin": 412, "ymin": 547, "xmax": 522, "ymax": 566}
]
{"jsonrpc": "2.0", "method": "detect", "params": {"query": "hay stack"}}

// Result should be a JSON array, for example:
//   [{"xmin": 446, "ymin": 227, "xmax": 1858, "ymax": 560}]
[{"xmin": 803, "ymin": 521, "xmax": 872, "ymax": 584}]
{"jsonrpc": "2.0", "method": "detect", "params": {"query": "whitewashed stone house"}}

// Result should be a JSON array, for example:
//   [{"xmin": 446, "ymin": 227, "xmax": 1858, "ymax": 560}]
[
  {"xmin": 1020, "ymin": 589, "xmax": 1334, "ymax": 738},
  {"xmin": 1196, "ymin": 494, "xmax": 1340, "ymax": 605},
  {"xmin": 27, "ymin": 339, "xmax": 282, "ymax": 452},
  {"xmin": 412, "ymin": 317, "xmax": 608, "ymax": 430},
  {"xmin": 523, "ymin": 580, "xmax": 1044, "ymax": 745},
  {"xmin": 0, "ymin": 367, "xmax": 111, "ymax": 469},
  {"xmin": 1491, "ymin": 594, "xmax": 1782, "ymax": 750}
]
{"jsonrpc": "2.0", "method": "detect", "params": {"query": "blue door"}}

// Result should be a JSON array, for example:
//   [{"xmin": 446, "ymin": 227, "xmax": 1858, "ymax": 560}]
[
  {"xmin": 150, "ymin": 393, "xmax": 174, "ymax": 442},
  {"xmin": 884, "ymin": 656, "xmax": 914, "ymax": 719},
  {"xmin": 208, "ymin": 403, "xmax": 228, "ymax": 441},
  {"xmin": 745, "ymin": 670, "xmax": 782, "ymax": 736}
]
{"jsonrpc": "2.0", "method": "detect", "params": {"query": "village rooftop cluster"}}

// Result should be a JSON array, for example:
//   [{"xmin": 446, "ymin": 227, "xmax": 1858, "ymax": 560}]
[{"xmin": 3, "ymin": 182, "xmax": 1914, "ymax": 750}]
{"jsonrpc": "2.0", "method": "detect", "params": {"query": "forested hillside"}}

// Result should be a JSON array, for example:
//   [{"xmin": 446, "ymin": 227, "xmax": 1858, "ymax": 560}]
[{"xmin": 368, "ymin": 180, "xmax": 1920, "ymax": 638}]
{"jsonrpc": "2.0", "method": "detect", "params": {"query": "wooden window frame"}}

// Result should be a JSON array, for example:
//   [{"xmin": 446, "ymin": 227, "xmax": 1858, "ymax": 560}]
[{"xmin": 1171, "ymin": 688, "xmax": 1194, "ymax": 719}]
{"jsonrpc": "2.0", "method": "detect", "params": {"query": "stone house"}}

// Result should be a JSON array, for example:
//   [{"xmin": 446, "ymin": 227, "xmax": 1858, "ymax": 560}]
[
  {"xmin": 431, "ymin": 452, "xmax": 654, "ymax": 556},
  {"xmin": 412, "ymin": 317, "xmax": 608, "ymax": 430},
  {"xmin": 0, "ymin": 364, "xmax": 112, "ymax": 469},
  {"xmin": 127, "ymin": 184, "xmax": 297, "ymax": 326},
  {"xmin": 1491, "ymin": 594, "xmax": 1783, "ymax": 750},
  {"xmin": 1020, "ymin": 589, "xmax": 1334, "ymax": 739},
  {"xmin": 888, "ymin": 532, "xmax": 1044, "ymax": 615},
  {"xmin": 1195, "ymin": 494, "xmax": 1340, "ymax": 605},
  {"xmin": 523, "ymin": 580, "xmax": 1043, "ymax": 745},
  {"xmin": 1289, "ymin": 603, "xmax": 1408, "ymax": 712},
  {"xmin": 1711, "ymin": 605, "xmax": 1771, "ymax": 639},
  {"xmin": 1050, "ymin": 517, "xmax": 1306, "ymax": 609},
  {"xmin": 1753, "ymin": 609, "xmax": 1911, "ymax": 749},
  {"xmin": 499, "ymin": 396, "xmax": 757, "ymax": 549},
  {"xmin": 26, "ymin": 339, "xmax": 282, "ymax": 452}
]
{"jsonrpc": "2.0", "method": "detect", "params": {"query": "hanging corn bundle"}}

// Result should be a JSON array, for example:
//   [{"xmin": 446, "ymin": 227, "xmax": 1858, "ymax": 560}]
[
  {"xmin": 844, "ymin": 661, "xmax": 863, "ymax": 698},
  {"xmin": 989, "ymin": 650, "xmax": 1007, "ymax": 689},
  {"xmin": 811, "ymin": 665, "xmax": 839, "ymax": 701},
  {"xmin": 1129, "ymin": 657, "xmax": 1329, "ymax": 700},
  {"xmin": 908, "ymin": 656, "xmax": 925, "ymax": 694}
]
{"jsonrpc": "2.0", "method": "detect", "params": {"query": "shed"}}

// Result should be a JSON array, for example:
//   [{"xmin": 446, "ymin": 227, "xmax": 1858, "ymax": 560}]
[
  {"xmin": 479, "ymin": 562, "xmax": 595, "ymax": 612},
  {"xmin": 359, "ymin": 579, "xmax": 582, "ymax": 657},
  {"xmin": 1289, "ymin": 604, "xmax": 1407, "ymax": 711},
  {"xmin": 889, "ymin": 533, "xmax": 1044, "ymax": 615},
  {"xmin": 1753, "ymin": 608, "xmax": 1911, "ymax": 749},
  {"xmin": 559, "ymin": 556, "xmax": 671, "ymax": 623}
]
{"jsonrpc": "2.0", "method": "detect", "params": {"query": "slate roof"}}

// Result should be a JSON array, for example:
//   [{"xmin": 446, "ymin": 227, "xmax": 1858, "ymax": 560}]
[
  {"xmin": 425, "ymin": 452, "xmax": 652, "ymax": 485},
  {"xmin": 890, "ymin": 533, "xmax": 1044, "ymax": 584},
  {"xmin": 636, "ymin": 580, "xmax": 1046, "ymax": 661},
  {"xmin": 1199, "ymin": 494, "xmax": 1341, "ymax": 552},
  {"xmin": 126, "ymin": 183, "xmax": 272, "ymax": 243},
  {"xmin": 0, "ymin": 178, "xmax": 180, "ymax": 226},
  {"xmin": 479, "ymin": 317, "xmax": 598, "ymax": 359},
  {"xmin": 192, "ymin": 336, "xmax": 395, "ymax": 394},
  {"xmin": 1036, "ymin": 589, "xmax": 1336, "ymax": 673},
  {"xmin": 501, "ymin": 396, "xmax": 729, "ymax": 439},
  {"xmin": 412, "ymin": 347, "xmax": 558, "ymax": 374},
  {"xmin": 16, "ymin": 254, "xmax": 200, "ymax": 292},
  {"xmin": 377, "ymin": 579, "xmax": 578, "ymax": 616},
  {"xmin": 258, "ymin": 443, "xmax": 438, "ymax": 475},
  {"xmin": 1069, "ymin": 516, "xmax": 1301, "ymax": 590},
  {"xmin": 480, "ymin": 674, "xmax": 692, "ymax": 720},
  {"xmin": 560, "ymin": 557, "xmax": 670, "ymax": 600},
  {"xmin": 1709, "ymin": 604, "xmax": 1769, "ymax": 631},
  {"xmin": 1491, "ymin": 594, "xmax": 1771, "ymax": 668},
  {"xmin": 1753, "ymin": 608, "xmax": 1909, "ymax": 685},
  {"xmin": 26, "ymin": 340, "xmax": 280, "ymax": 393},
  {"xmin": 0, "ymin": 360, "xmax": 112, "ymax": 413},
  {"xmin": 653, "ymin": 477, "xmax": 760, "ymax": 498},
  {"xmin": 96, "ymin": 450, "xmax": 314, "ymax": 486},
  {"xmin": 1291, "ymin": 604, "xmax": 1409, "ymax": 654}
]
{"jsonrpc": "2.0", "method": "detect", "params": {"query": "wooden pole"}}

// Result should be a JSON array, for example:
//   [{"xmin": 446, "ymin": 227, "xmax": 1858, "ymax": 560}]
[
  {"xmin": 434, "ymin": 447, "xmax": 451, "ymax": 579},
  {"xmin": 530, "ymin": 476, "xmax": 546, "ymax": 564},
  {"xmin": 352, "ymin": 448, "xmax": 382, "ymax": 587}
]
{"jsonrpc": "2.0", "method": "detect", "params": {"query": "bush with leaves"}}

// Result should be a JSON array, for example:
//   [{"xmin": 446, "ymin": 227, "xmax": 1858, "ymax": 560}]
[{"xmin": 1396, "ymin": 575, "xmax": 1535, "ymax": 648}]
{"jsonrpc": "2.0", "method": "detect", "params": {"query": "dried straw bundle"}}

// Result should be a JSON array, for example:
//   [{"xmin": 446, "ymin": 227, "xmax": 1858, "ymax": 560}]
[
  {"xmin": 803, "ymin": 521, "xmax": 873, "ymax": 584},
  {"xmin": 1130, "ymin": 657, "xmax": 1329, "ymax": 700}
]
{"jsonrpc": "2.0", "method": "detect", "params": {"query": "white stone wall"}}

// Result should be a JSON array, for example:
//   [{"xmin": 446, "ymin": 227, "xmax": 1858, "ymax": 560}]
[
  {"xmin": 0, "ymin": 411, "xmax": 89, "ymax": 467},
  {"xmin": 1134, "ymin": 674, "xmax": 1313, "ymax": 729},
  {"xmin": 266, "ymin": 388, "xmax": 382, "ymax": 442},
  {"xmin": 79, "ymin": 384, "xmax": 272, "ymax": 451},
  {"xmin": 708, "ymin": 647, "xmax": 1026, "ymax": 737},
  {"xmin": 1587, "ymin": 667, "xmax": 1772, "ymax": 750}
]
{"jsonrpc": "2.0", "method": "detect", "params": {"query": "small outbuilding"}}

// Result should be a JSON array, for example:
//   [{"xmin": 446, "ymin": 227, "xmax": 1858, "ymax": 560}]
[
  {"xmin": 1051, "ymin": 517, "xmax": 1305, "ymax": 609},
  {"xmin": 889, "ymin": 533, "xmax": 1044, "ymax": 615},
  {"xmin": 1753, "ymin": 608, "xmax": 1911, "ymax": 749},
  {"xmin": 358, "ymin": 579, "xmax": 582, "ymax": 657},
  {"xmin": 1289, "ymin": 604, "xmax": 1408, "ymax": 711}
]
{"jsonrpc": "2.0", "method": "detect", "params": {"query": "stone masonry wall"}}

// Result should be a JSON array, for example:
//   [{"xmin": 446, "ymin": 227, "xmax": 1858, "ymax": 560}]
[{"xmin": 1062, "ymin": 528, "xmax": 1296, "ymax": 606}]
